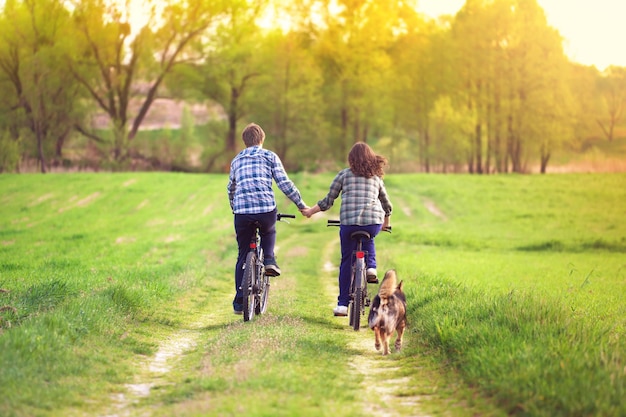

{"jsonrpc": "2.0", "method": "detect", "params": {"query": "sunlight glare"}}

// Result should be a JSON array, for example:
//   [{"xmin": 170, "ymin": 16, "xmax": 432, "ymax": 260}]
[
  {"xmin": 258, "ymin": 5, "xmax": 293, "ymax": 33},
  {"xmin": 257, "ymin": 0, "xmax": 344, "ymax": 32},
  {"xmin": 417, "ymin": 0, "xmax": 626, "ymax": 70}
]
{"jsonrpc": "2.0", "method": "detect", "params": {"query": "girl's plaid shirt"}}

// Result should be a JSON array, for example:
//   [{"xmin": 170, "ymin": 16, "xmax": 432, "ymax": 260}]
[{"xmin": 318, "ymin": 168, "xmax": 392, "ymax": 226}]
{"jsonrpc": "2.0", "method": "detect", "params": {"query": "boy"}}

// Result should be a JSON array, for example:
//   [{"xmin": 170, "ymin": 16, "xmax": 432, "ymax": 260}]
[{"xmin": 227, "ymin": 123, "xmax": 308, "ymax": 314}]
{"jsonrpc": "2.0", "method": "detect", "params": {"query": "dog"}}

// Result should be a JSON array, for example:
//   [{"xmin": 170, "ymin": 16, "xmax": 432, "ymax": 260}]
[{"xmin": 367, "ymin": 269, "xmax": 406, "ymax": 355}]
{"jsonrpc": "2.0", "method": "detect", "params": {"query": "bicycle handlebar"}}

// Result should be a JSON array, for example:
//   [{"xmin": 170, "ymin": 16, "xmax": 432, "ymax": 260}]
[
  {"xmin": 326, "ymin": 219, "xmax": 392, "ymax": 233},
  {"xmin": 278, "ymin": 213, "xmax": 296, "ymax": 221}
]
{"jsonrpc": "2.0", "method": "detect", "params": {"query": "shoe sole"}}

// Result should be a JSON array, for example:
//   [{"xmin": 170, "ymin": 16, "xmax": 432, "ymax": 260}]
[
  {"xmin": 234, "ymin": 310, "xmax": 243, "ymax": 315},
  {"xmin": 265, "ymin": 267, "xmax": 281, "ymax": 277},
  {"xmin": 334, "ymin": 312, "xmax": 348, "ymax": 316}
]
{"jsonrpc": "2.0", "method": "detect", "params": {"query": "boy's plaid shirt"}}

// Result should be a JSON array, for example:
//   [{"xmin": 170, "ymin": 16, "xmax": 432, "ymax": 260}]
[
  {"xmin": 227, "ymin": 146, "xmax": 305, "ymax": 214},
  {"xmin": 318, "ymin": 168, "xmax": 392, "ymax": 225}
]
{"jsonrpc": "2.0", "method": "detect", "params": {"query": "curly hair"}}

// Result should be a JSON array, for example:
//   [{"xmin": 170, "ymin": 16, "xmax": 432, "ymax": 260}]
[{"xmin": 348, "ymin": 142, "xmax": 387, "ymax": 178}]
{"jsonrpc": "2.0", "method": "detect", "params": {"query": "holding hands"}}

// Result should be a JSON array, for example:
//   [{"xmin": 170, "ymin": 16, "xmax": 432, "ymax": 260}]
[{"xmin": 300, "ymin": 204, "xmax": 321, "ymax": 218}]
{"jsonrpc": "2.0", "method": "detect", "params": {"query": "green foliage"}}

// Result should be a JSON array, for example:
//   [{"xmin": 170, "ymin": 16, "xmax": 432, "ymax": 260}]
[
  {"xmin": 1, "ymin": 0, "xmax": 624, "ymax": 172},
  {"xmin": 247, "ymin": 30, "xmax": 328, "ymax": 171},
  {"xmin": 0, "ymin": 0, "xmax": 85, "ymax": 172},
  {"xmin": 429, "ymin": 96, "xmax": 475, "ymax": 170}
]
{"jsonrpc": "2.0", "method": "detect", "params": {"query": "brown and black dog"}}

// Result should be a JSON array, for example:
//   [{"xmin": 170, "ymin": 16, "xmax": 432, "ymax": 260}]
[{"xmin": 367, "ymin": 269, "xmax": 406, "ymax": 355}]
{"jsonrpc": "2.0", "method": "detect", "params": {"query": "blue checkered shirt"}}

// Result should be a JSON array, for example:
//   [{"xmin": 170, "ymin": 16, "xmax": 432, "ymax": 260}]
[
  {"xmin": 227, "ymin": 146, "xmax": 306, "ymax": 214},
  {"xmin": 317, "ymin": 168, "xmax": 392, "ymax": 225}
]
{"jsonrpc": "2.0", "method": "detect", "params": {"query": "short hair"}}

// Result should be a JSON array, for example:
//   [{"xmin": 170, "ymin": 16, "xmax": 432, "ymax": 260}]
[
  {"xmin": 348, "ymin": 142, "xmax": 387, "ymax": 178},
  {"xmin": 242, "ymin": 123, "xmax": 265, "ymax": 147}
]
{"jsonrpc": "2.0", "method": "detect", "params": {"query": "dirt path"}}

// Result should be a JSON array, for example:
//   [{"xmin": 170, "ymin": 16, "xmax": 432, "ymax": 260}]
[
  {"xmin": 422, "ymin": 199, "xmax": 447, "ymax": 221},
  {"xmin": 321, "ymin": 239, "xmax": 432, "ymax": 417},
  {"xmin": 101, "ymin": 311, "xmax": 223, "ymax": 417},
  {"xmin": 90, "ymin": 235, "xmax": 434, "ymax": 417}
]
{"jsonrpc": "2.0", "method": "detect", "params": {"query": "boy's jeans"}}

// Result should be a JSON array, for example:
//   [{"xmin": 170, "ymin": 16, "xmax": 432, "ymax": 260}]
[{"xmin": 232, "ymin": 210, "xmax": 277, "ymax": 309}]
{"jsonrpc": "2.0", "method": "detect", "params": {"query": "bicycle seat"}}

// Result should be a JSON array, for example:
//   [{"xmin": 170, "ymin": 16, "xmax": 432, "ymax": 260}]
[{"xmin": 350, "ymin": 230, "xmax": 371, "ymax": 241}]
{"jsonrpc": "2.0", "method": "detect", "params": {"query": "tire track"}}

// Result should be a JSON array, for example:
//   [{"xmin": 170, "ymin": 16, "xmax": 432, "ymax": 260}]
[{"xmin": 102, "ymin": 312, "xmax": 220, "ymax": 417}]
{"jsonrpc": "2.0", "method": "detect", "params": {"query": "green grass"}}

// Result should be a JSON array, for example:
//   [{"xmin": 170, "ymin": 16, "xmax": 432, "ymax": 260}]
[
  {"xmin": 383, "ymin": 173, "xmax": 626, "ymax": 416},
  {"xmin": 0, "ymin": 172, "xmax": 625, "ymax": 417}
]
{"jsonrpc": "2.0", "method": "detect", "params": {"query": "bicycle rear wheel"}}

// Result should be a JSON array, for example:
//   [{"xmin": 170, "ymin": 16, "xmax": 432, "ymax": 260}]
[
  {"xmin": 256, "ymin": 249, "xmax": 270, "ymax": 314},
  {"xmin": 350, "ymin": 287, "xmax": 362, "ymax": 331},
  {"xmin": 242, "ymin": 251, "xmax": 257, "ymax": 322},
  {"xmin": 256, "ymin": 272, "xmax": 270, "ymax": 315}
]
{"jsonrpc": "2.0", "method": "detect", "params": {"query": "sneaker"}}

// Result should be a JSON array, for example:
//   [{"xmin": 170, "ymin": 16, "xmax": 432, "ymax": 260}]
[
  {"xmin": 333, "ymin": 305, "xmax": 348, "ymax": 316},
  {"xmin": 366, "ymin": 268, "xmax": 378, "ymax": 284},
  {"xmin": 264, "ymin": 260, "xmax": 281, "ymax": 277},
  {"xmin": 233, "ymin": 298, "xmax": 243, "ymax": 315}
]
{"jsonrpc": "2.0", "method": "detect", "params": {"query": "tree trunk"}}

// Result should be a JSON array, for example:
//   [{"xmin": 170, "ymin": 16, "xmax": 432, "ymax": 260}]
[
  {"xmin": 540, "ymin": 145, "xmax": 550, "ymax": 174},
  {"xmin": 423, "ymin": 129, "xmax": 430, "ymax": 173},
  {"xmin": 226, "ymin": 86, "xmax": 240, "ymax": 156},
  {"xmin": 474, "ymin": 123, "xmax": 483, "ymax": 174},
  {"xmin": 112, "ymin": 123, "xmax": 128, "ymax": 162},
  {"xmin": 36, "ymin": 131, "xmax": 47, "ymax": 173}
]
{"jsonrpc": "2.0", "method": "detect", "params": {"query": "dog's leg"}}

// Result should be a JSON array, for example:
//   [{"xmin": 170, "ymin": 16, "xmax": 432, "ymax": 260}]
[
  {"xmin": 382, "ymin": 331, "xmax": 391, "ymax": 356},
  {"xmin": 395, "ymin": 320, "xmax": 406, "ymax": 352},
  {"xmin": 374, "ymin": 327, "xmax": 381, "ymax": 351}
]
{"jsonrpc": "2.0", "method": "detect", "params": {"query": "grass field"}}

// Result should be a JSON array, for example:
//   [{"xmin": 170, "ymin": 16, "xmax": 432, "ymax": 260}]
[{"xmin": 0, "ymin": 172, "xmax": 624, "ymax": 417}]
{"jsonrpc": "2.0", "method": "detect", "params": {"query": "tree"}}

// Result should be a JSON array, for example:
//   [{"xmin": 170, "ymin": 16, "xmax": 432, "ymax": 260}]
[
  {"xmin": 390, "ymin": 9, "xmax": 452, "ymax": 172},
  {"xmin": 429, "ymin": 96, "xmax": 475, "ymax": 172},
  {"xmin": 310, "ymin": 0, "xmax": 401, "ymax": 159},
  {"xmin": 70, "ymin": 0, "xmax": 225, "ymax": 165},
  {"xmin": 564, "ymin": 63, "xmax": 602, "ymax": 154},
  {"xmin": 451, "ymin": 0, "xmax": 572, "ymax": 173},
  {"xmin": 246, "ymin": 29, "xmax": 327, "ymax": 170},
  {"xmin": 169, "ymin": 0, "xmax": 268, "ymax": 172},
  {"xmin": 0, "ymin": 0, "xmax": 84, "ymax": 172},
  {"xmin": 596, "ymin": 66, "xmax": 626, "ymax": 142}
]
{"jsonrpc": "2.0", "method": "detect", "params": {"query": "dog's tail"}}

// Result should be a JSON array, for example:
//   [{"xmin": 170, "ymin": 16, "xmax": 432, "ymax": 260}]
[{"xmin": 378, "ymin": 269, "xmax": 397, "ymax": 300}]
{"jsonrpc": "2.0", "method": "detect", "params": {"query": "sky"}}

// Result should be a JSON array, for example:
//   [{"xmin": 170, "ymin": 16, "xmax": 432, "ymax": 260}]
[{"xmin": 416, "ymin": 0, "xmax": 626, "ymax": 71}]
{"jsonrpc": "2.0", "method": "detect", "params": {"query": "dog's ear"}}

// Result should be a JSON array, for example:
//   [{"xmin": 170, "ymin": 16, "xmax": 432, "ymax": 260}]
[{"xmin": 397, "ymin": 280, "xmax": 404, "ymax": 291}]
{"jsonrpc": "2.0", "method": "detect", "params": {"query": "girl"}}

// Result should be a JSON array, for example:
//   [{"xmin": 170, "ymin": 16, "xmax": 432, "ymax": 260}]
[{"xmin": 303, "ymin": 142, "xmax": 392, "ymax": 316}]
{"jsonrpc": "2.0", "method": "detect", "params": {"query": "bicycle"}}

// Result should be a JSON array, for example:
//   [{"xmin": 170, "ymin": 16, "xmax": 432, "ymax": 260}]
[
  {"xmin": 241, "ymin": 212, "xmax": 295, "ymax": 322},
  {"xmin": 327, "ymin": 220, "xmax": 391, "ymax": 330}
]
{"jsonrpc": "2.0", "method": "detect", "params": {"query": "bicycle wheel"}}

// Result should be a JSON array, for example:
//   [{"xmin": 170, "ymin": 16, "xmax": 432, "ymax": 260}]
[
  {"xmin": 242, "ymin": 251, "xmax": 257, "ymax": 322},
  {"xmin": 256, "ymin": 249, "xmax": 270, "ymax": 314},
  {"xmin": 351, "ymin": 287, "xmax": 362, "ymax": 331},
  {"xmin": 256, "ymin": 272, "xmax": 270, "ymax": 315}
]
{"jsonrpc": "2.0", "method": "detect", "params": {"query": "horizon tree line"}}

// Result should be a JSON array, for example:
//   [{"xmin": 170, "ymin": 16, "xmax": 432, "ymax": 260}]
[{"xmin": 0, "ymin": 0, "xmax": 624, "ymax": 173}]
